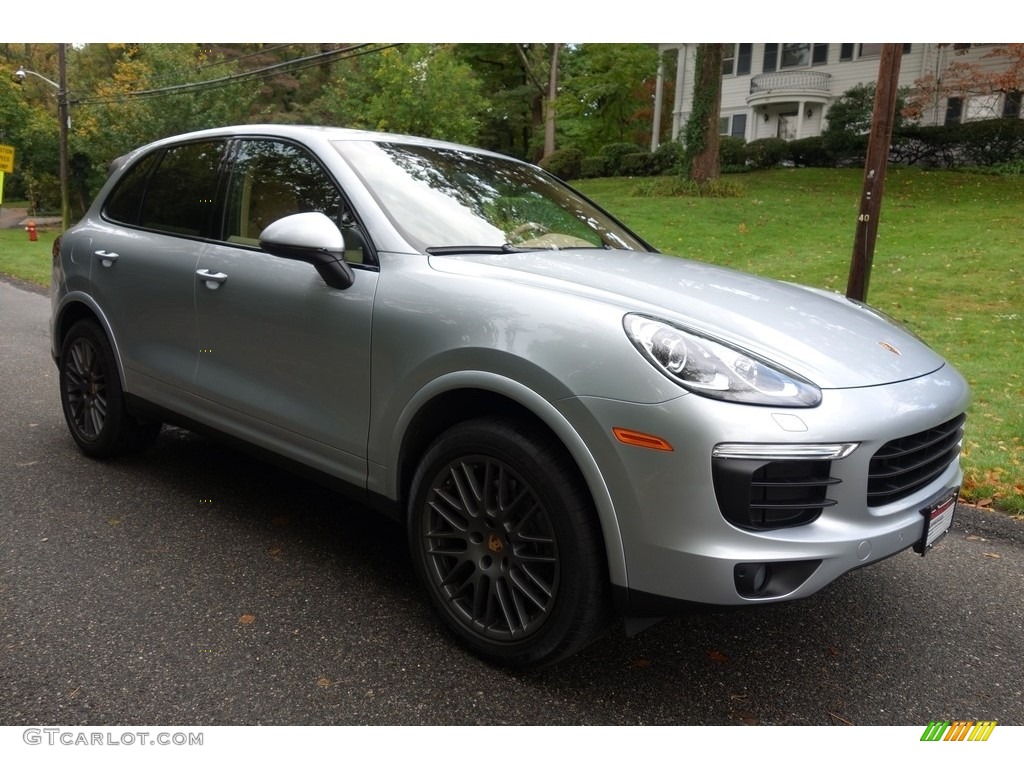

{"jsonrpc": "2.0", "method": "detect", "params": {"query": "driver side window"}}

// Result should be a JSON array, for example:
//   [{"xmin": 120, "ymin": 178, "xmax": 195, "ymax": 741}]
[{"xmin": 223, "ymin": 139, "xmax": 362, "ymax": 260}]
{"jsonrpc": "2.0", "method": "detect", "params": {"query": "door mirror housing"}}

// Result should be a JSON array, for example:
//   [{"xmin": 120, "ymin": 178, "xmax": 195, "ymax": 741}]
[{"xmin": 259, "ymin": 211, "xmax": 355, "ymax": 290}]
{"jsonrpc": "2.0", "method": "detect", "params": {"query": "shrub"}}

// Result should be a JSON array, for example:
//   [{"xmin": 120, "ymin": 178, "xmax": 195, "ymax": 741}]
[
  {"xmin": 956, "ymin": 118, "xmax": 1024, "ymax": 166},
  {"xmin": 718, "ymin": 136, "xmax": 748, "ymax": 167},
  {"xmin": 580, "ymin": 156, "xmax": 609, "ymax": 179},
  {"xmin": 889, "ymin": 119, "xmax": 1024, "ymax": 168},
  {"xmin": 632, "ymin": 176, "xmax": 746, "ymax": 198},
  {"xmin": 987, "ymin": 159, "xmax": 1024, "ymax": 176},
  {"xmin": 600, "ymin": 142, "xmax": 645, "ymax": 176},
  {"xmin": 651, "ymin": 141, "xmax": 684, "ymax": 175},
  {"xmin": 619, "ymin": 152, "xmax": 656, "ymax": 177},
  {"xmin": 538, "ymin": 148, "xmax": 584, "ymax": 181},
  {"xmin": 787, "ymin": 136, "xmax": 835, "ymax": 167},
  {"xmin": 745, "ymin": 138, "xmax": 789, "ymax": 169}
]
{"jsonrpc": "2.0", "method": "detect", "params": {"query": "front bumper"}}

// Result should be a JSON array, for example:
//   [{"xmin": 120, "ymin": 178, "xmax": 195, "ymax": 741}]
[{"xmin": 558, "ymin": 364, "xmax": 970, "ymax": 613}]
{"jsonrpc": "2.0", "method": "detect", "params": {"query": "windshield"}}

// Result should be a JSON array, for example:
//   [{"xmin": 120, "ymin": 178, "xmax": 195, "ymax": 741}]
[{"xmin": 332, "ymin": 140, "xmax": 648, "ymax": 253}]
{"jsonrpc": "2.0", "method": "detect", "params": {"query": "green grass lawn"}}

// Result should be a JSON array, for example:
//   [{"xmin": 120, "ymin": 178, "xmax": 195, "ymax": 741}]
[
  {"xmin": 0, "ymin": 228, "xmax": 59, "ymax": 286},
  {"xmin": 578, "ymin": 167, "xmax": 1023, "ymax": 514},
  {"xmin": 1, "ymin": 168, "xmax": 1021, "ymax": 513}
]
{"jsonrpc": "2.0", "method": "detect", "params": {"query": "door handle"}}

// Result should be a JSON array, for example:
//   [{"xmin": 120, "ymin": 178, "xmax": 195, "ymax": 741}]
[
  {"xmin": 94, "ymin": 250, "xmax": 119, "ymax": 267},
  {"xmin": 196, "ymin": 269, "xmax": 228, "ymax": 290}
]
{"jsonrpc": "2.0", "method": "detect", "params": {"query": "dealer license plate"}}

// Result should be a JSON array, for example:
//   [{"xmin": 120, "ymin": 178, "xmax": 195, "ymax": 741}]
[{"xmin": 914, "ymin": 489, "xmax": 957, "ymax": 556}]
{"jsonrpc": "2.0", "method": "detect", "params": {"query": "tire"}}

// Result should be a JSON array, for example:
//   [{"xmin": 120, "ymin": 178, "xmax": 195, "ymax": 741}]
[
  {"xmin": 58, "ymin": 320, "xmax": 161, "ymax": 458},
  {"xmin": 408, "ymin": 418, "xmax": 611, "ymax": 667}
]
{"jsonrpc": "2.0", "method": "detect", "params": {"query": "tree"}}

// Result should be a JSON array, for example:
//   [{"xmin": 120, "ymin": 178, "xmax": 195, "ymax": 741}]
[
  {"xmin": 70, "ymin": 44, "xmax": 249, "ymax": 208},
  {"xmin": 316, "ymin": 44, "xmax": 488, "ymax": 145},
  {"xmin": 905, "ymin": 44, "xmax": 1024, "ymax": 121},
  {"xmin": 682, "ymin": 44, "xmax": 724, "ymax": 183},
  {"xmin": 453, "ymin": 44, "xmax": 556, "ymax": 160},
  {"xmin": 557, "ymin": 44, "xmax": 660, "ymax": 156}
]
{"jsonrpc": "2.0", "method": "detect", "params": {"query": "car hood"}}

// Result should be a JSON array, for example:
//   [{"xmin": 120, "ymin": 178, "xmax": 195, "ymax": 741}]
[{"xmin": 428, "ymin": 249, "xmax": 946, "ymax": 389}]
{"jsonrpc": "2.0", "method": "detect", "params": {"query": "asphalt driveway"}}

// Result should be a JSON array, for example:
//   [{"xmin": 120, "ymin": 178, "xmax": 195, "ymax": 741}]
[{"xmin": 2, "ymin": 277, "xmax": 1022, "ymax": 728}]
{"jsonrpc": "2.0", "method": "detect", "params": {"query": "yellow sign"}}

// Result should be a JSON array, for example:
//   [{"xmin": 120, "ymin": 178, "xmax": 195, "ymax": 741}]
[{"xmin": 0, "ymin": 144, "xmax": 14, "ymax": 174}]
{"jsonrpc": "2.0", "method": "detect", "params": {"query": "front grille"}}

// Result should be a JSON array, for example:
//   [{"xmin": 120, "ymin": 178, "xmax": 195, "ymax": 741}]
[
  {"xmin": 713, "ymin": 458, "xmax": 840, "ymax": 531},
  {"xmin": 868, "ymin": 413, "xmax": 966, "ymax": 507}
]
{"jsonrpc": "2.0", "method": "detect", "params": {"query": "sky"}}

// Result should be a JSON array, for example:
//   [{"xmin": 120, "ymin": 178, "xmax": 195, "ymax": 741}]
[{"xmin": 1, "ymin": 2, "xmax": 1010, "ymax": 45}]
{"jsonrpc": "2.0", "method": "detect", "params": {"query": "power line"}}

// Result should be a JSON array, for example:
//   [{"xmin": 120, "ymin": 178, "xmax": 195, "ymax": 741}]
[{"xmin": 74, "ymin": 44, "xmax": 398, "ymax": 106}]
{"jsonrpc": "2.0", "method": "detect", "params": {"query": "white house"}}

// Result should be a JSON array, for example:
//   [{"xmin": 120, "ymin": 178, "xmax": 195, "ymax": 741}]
[{"xmin": 651, "ymin": 43, "xmax": 1023, "ymax": 148}]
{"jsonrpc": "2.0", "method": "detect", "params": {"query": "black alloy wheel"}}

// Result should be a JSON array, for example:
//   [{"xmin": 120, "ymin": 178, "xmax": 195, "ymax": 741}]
[
  {"xmin": 409, "ymin": 418, "xmax": 610, "ymax": 667},
  {"xmin": 59, "ymin": 320, "xmax": 160, "ymax": 457}
]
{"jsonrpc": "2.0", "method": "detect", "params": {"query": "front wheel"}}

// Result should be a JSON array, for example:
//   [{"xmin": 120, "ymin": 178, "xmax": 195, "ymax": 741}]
[{"xmin": 408, "ymin": 418, "xmax": 610, "ymax": 667}]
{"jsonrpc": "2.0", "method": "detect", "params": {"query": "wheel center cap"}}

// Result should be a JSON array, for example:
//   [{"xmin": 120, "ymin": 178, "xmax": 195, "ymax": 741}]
[{"xmin": 487, "ymin": 534, "xmax": 504, "ymax": 554}]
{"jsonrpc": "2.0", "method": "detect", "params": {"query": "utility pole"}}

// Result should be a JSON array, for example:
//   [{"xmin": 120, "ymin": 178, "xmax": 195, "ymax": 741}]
[
  {"xmin": 58, "ymin": 43, "xmax": 71, "ymax": 231},
  {"xmin": 846, "ymin": 44, "xmax": 903, "ymax": 302}
]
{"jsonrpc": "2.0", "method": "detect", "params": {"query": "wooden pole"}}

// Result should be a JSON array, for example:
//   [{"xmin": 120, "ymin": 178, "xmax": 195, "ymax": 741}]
[
  {"xmin": 58, "ymin": 43, "xmax": 71, "ymax": 231},
  {"xmin": 846, "ymin": 44, "xmax": 903, "ymax": 302}
]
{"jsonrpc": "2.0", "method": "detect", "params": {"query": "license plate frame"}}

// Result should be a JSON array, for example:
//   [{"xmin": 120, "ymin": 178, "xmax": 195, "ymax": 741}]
[{"xmin": 914, "ymin": 488, "xmax": 958, "ymax": 556}]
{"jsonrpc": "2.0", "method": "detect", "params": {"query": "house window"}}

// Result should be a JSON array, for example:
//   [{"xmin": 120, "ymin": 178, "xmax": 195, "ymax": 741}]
[
  {"xmin": 858, "ymin": 43, "xmax": 913, "ymax": 58},
  {"xmin": 722, "ymin": 44, "xmax": 752, "ymax": 76},
  {"xmin": 945, "ymin": 97, "xmax": 963, "ymax": 126},
  {"xmin": 966, "ymin": 94, "xmax": 1001, "ymax": 121},
  {"xmin": 1003, "ymin": 91, "xmax": 1022, "ymax": 118},
  {"xmin": 781, "ymin": 43, "xmax": 810, "ymax": 68},
  {"xmin": 763, "ymin": 43, "xmax": 778, "ymax": 73},
  {"xmin": 719, "ymin": 114, "xmax": 748, "ymax": 139},
  {"xmin": 840, "ymin": 43, "xmax": 854, "ymax": 61},
  {"xmin": 737, "ymin": 44, "xmax": 752, "ymax": 75},
  {"xmin": 776, "ymin": 43, "xmax": 829, "ymax": 69}
]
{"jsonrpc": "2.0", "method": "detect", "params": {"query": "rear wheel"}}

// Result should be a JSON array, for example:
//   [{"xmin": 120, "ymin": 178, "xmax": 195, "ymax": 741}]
[
  {"xmin": 408, "ymin": 418, "xmax": 610, "ymax": 667},
  {"xmin": 59, "ymin": 320, "xmax": 160, "ymax": 457}
]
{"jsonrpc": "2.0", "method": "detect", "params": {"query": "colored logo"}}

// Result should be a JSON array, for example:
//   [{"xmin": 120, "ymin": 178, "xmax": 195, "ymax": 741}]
[{"xmin": 921, "ymin": 720, "xmax": 997, "ymax": 741}]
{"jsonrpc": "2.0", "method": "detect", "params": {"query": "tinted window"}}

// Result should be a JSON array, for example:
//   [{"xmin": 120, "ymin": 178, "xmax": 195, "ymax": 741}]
[
  {"xmin": 223, "ymin": 139, "xmax": 343, "ymax": 244},
  {"xmin": 138, "ymin": 141, "xmax": 228, "ymax": 237},
  {"xmin": 104, "ymin": 151, "xmax": 160, "ymax": 225}
]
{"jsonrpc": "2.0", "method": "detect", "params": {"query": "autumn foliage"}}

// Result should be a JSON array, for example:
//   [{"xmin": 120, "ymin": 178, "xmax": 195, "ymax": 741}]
[{"xmin": 905, "ymin": 44, "xmax": 1024, "ymax": 120}]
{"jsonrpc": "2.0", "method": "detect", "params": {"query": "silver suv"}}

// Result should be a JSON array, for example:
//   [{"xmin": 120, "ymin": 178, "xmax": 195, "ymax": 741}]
[{"xmin": 51, "ymin": 125, "xmax": 969, "ymax": 667}]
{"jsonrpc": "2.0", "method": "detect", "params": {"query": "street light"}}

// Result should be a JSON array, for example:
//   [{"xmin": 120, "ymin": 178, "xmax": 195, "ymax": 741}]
[{"xmin": 12, "ymin": 44, "xmax": 71, "ymax": 231}]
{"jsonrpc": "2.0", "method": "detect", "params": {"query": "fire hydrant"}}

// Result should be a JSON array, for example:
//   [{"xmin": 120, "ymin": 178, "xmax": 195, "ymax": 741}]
[{"xmin": 26, "ymin": 220, "xmax": 38, "ymax": 242}]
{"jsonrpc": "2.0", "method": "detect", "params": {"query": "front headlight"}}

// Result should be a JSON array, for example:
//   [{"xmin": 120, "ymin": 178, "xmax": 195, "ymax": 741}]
[{"xmin": 623, "ymin": 314, "xmax": 821, "ymax": 407}]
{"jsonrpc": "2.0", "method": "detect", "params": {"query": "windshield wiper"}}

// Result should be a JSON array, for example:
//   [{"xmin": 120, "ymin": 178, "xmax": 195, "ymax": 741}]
[{"xmin": 426, "ymin": 244, "xmax": 531, "ymax": 255}]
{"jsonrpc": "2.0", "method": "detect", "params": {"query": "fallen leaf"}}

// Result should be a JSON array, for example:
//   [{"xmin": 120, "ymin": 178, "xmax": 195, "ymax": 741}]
[
  {"xmin": 239, "ymin": 614, "xmax": 256, "ymax": 625},
  {"xmin": 827, "ymin": 645, "xmax": 840, "ymax": 657},
  {"xmin": 983, "ymin": 552, "xmax": 1001, "ymax": 559},
  {"xmin": 706, "ymin": 649, "xmax": 730, "ymax": 664},
  {"xmin": 272, "ymin": 516, "xmax": 290, "ymax": 528},
  {"xmin": 966, "ymin": 535, "xmax": 987, "ymax": 541},
  {"xmin": 107, "ymin": 518, "xmax": 121, "ymax": 527},
  {"xmin": 632, "ymin": 657, "xmax": 651, "ymax": 669},
  {"xmin": 267, "ymin": 546, "xmax": 284, "ymax": 557},
  {"xmin": 316, "ymin": 677, "xmax": 332, "ymax": 688},
  {"xmin": 976, "ymin": 498, "xmax": 993, "ymax": 508}
]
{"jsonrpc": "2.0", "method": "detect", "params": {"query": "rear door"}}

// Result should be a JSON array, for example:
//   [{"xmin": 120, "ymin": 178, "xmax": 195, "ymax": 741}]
[{"xmin": 89, "ymin": 140, "xmax": 228, "ymax": 408}]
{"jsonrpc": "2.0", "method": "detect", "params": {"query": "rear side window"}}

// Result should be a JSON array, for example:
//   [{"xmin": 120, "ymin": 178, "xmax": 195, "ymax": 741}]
[
  {"xmin": 105, "ymin": 140, "xmax": 227, "ymax": 237},
  {"xmin": 103, "ymin": 151, "xmax": 160, "ymax": 225}
]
